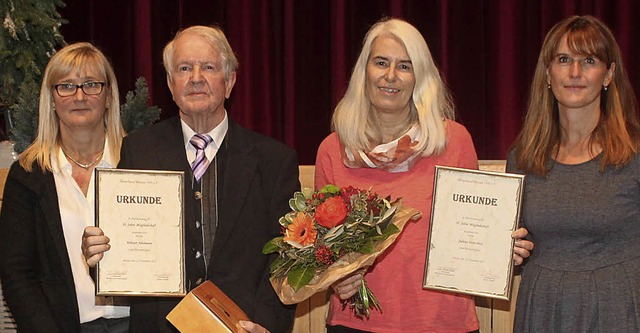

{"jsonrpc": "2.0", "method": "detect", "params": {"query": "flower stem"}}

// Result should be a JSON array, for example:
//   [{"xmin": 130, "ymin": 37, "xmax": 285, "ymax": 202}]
[{"xmin": 343, "ymin": 278, "xmax": 381, "ymax": 318}]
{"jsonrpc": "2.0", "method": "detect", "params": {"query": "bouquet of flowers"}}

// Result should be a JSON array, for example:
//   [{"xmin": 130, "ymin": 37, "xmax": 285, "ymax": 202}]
[{"xmin": 263, "ymin": 184, "xmax": 420, "ymax": 318}]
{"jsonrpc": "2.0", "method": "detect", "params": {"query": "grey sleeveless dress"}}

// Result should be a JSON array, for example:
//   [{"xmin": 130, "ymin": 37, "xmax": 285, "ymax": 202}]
[{"xmin": 507, "ymin": 154, "xmax": 640, "ymax": 332}]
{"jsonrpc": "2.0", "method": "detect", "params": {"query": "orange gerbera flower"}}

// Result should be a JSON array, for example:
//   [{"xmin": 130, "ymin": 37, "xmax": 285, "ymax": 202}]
[{"xmin": 283, "ymin": 212, "xmax": 318, "ymax": 248}]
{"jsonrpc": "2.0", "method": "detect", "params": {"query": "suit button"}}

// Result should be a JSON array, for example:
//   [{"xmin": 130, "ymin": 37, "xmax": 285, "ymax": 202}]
[
  {"xmin": 195, "ymin": 191, "xmax": 203, "ymax": 200},
  {"xmin": 195, "ymin": 220, "xmax": 201, "ymax": 228},
  {"xmin": 195, "ymin": 251, "xmax": 202, "ymax": 259}
]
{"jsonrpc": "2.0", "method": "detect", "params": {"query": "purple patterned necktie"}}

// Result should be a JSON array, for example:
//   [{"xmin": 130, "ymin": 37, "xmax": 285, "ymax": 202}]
[{"xmin": 190, "ymin": 134, "xmax": 213, "ymax": 181}]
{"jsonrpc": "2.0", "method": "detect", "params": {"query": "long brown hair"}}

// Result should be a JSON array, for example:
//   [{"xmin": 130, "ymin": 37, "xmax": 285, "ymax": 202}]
[{"xmin": 511, "ymin": 15, "xmax": 640, "ymax": 176}]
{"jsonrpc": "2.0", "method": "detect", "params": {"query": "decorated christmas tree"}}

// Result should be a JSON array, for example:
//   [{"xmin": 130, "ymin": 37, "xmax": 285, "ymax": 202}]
[
  {"xmin": 0, "ymin": 0, "xmax": 66, "ymax": 142},
  {"xmin": 1, "ymin": 0, "xmax": 160, "ymax": 153}
]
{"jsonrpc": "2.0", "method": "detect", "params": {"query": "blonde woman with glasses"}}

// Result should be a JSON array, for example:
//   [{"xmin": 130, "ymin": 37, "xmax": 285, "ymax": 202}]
[{"xmin": 0, "ymin": 42, "xmax": 128, "ymax": 333}]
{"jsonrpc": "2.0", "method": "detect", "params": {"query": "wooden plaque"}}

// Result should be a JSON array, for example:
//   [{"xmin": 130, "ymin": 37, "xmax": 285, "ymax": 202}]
[{"xmin": 167, "ymin": 281, "xmax": 250, "ymax": 332}]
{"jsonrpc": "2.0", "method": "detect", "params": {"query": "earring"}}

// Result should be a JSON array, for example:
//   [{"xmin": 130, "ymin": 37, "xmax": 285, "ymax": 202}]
[
  {"xmin": 547, "ymin": 84, "xmax": 551, "ymax": 89},
  {"xmin": 604, "ymin": 85, "xmax": 608, "ymax": 91}
]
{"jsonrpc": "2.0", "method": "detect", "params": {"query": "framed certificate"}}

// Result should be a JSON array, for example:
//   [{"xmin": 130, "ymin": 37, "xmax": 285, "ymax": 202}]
[
  {"xmin": 423, "ymin": 166, "xmax": 524, "ymax": 300},
  {"xmin": 95, "ymin": 168, "xmax": 186, "ymax": 296}
]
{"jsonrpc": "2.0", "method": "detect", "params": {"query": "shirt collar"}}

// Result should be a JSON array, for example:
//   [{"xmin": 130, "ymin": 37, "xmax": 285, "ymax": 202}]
[{"xmin": 180, "ymin": 110, "xmax": 228, "ymax": 150}]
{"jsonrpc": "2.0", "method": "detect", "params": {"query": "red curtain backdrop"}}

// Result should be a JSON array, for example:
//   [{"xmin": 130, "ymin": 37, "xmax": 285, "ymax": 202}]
[{"xmin": 57, "ymin": 0, "xmax": 640, "ymax": 164}]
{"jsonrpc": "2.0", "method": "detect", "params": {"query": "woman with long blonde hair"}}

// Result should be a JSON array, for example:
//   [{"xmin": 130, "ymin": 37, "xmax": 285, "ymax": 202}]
[
  {"xmin": 317, "ymin": 18, "xmax": 533, "ymax": 332},
  {"xmin": 0, "ymin": 42, "xmax": 128, "ymax": 332}
]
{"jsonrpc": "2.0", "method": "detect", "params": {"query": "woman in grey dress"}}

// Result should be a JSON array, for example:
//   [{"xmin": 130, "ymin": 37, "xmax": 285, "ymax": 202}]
[{"xmin": 508, "ymin": 15, "xmax": 640, "ymax": 332}]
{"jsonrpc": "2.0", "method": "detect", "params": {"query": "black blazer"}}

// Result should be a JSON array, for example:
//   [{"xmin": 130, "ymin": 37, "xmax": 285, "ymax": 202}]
[
  {"xmin": 120, "ymin": 117, "xmax": 299, "ymax": 333},
  {"xmin": 0, "ymin": 162, "xmax": 82, "ymax": 333}
]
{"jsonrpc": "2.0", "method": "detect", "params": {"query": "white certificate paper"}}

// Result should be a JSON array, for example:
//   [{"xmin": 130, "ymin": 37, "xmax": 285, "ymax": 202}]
[
  {"xmin": 95, "ymin": 168, "xmax": 186, "ymax": 296},
  {"xmin": 423, "ymin": 166, "xmax": 524, "ymax": 300}
]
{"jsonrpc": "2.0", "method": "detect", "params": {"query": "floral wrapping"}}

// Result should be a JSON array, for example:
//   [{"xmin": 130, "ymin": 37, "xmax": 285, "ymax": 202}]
[{"xmin": 263, "ymin": 184, "xmax": 421, "ymax": 317}]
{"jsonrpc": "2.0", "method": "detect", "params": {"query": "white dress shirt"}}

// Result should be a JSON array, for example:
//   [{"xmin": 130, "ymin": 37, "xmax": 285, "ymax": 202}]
[
  {"xmin": 181, "ymin": 111, "xmax": 229, "ymax": 169},
  {"xmin": 52, "ymin": 140, "xmax": 129, "ymax": 323}
]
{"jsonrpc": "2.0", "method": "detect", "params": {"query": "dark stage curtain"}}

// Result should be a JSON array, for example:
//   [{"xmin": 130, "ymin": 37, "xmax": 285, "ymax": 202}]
[{"xmin": 56, "ymin": 0, "xmax": 640, "ymax": 164}]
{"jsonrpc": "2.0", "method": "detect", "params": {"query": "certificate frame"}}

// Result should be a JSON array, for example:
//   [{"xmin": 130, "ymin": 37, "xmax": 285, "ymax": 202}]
[
  {"xmin": 423, "ymin": 166, "xmax": 524, "ymax": 300},
  {"xmin": 95, "ymin": 168, "xmax": 186, "ymax": 297}
]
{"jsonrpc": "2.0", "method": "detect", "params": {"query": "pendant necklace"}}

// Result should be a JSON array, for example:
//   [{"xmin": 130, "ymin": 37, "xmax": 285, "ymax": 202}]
[{"xmin": 62, "ymin": 149, "xmax": 104, "ymax": 169}]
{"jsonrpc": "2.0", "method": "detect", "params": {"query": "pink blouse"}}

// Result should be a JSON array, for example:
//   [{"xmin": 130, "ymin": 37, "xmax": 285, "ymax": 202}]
[{"xmin": 315, "ymin": 120, "xmax": 480, "ymax": 332}]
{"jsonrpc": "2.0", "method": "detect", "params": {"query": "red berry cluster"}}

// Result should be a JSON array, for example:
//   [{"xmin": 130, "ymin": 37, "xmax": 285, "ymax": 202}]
[
  {"xmin": 341, "ymin": 186, "xmax": 383, "ymax": 215},
  {"xmin": 340, "ymin": 186, "xmax": 359, "ymax": 201},
  {"xmin": 340, "ymin": 186, "xmax": 360, "ymax": 211},
  {"xmin": 305, "ymin": 192, "xmax": 328, "ymax": 206},
  {"xmin": 315, "ymin": 245, "xmax": 335, "ymax": 266}
]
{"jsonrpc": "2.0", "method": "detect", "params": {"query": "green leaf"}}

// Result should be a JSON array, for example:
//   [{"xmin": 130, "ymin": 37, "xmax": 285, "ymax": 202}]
[
  {"xmin": 289, "ymin": 192, "xmax": 307, "ymax": 211},
  {"xmin": 377, "ymin": 204, "xmax": 398, "ymax": 230},
  {"xmin": 360, "ymin": 280, "xmax": 369, "ymax": 309},
  {"xmin": 323, "ymin": 224, "xmax": 344, "ymax": 243},
  {"xmin": 262, "ymin": 237, "xmax": 283, "ymax": 254},
  {"xmin": 319, "ymin": 184, "xmax": 340, "ymax": 195},
  {"xmin": 279, "ymin": 211, "xmax": 297, "ymax": 227},
  {"xmin": 278, "ymin": 216, "xmax": 288, "ymax": 227},
  {"xmin": 369, "ymin": 223, "xmax": 400, "ymax": 241},
  {"xmin": 357, "ymin": 239, "xmax": 374, "ymax": 254},
  {"xmin": 287, "ymin": 265, "xmax": 316, "ymax": 291},
  {"xmin": 269, "ymin": 257, "xmax": 285, "ymax": 273},
  {"xmin": 381, "ymin": 224, "xmax": 400, "ymax": 237}
]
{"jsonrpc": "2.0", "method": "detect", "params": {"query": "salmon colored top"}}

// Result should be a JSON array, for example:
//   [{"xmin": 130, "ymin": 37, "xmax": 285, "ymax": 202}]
[{"xmin": 315, "ymin": 120, "xmax": 480, "ymax": 333}]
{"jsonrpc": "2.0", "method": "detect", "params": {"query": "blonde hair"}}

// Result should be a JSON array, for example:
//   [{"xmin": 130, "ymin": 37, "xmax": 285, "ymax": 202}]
[
  {"xmin": 162, "ymin": 25, "xmax": 238, "ymax": 82},
  {"xmin": 19, "ymin": 42, "xmax": 125, "ymax": 172},
  {"xmin": 511, "ymin": 15, "xmax": 640, "ymax": 176},
  {"xmin": 332, "ymin": 18, "xmax": 454, "ymax": 156}
]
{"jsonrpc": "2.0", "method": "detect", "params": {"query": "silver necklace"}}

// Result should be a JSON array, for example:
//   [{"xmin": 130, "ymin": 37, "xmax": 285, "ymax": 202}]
[{"xmin": 62, "ymin": 149, "xmax": 104, "ymax": 169}]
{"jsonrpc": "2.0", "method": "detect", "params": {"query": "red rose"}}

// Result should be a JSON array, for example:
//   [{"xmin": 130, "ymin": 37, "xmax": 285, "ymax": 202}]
[{"xmin": 315, "ymin": 196, "xmax": 348, "ymax": 228}]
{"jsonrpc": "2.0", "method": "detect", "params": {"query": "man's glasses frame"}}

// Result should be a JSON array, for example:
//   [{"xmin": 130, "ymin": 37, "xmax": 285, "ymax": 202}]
[{"xmin": 54, "ymin": 81, "xmax": 106, "ymax": 97}]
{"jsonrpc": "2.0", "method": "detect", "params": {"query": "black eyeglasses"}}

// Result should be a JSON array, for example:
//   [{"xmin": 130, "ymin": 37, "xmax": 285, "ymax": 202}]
[{"xmin": 54, "ymin": 81, "xmax": 105, "ymax": 97}]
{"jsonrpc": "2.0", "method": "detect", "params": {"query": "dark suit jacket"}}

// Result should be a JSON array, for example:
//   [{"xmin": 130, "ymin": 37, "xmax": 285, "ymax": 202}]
[
  {"xmin": 120, "ymin": 117, "xmax": 298, "ymax": 333},
  {"xmin": 0, "ymin": 162, "xmax": 82, "ymax": 333}
]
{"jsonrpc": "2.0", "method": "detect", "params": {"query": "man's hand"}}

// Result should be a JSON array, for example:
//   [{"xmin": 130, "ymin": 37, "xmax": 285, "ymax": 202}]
[
  {"xmin": 237, "ymin": 320, "xmax": 270, "ymax": 333},
  {"xmin": 82, "ymin": 226, "xmax": 111, "ymax": 267}
]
